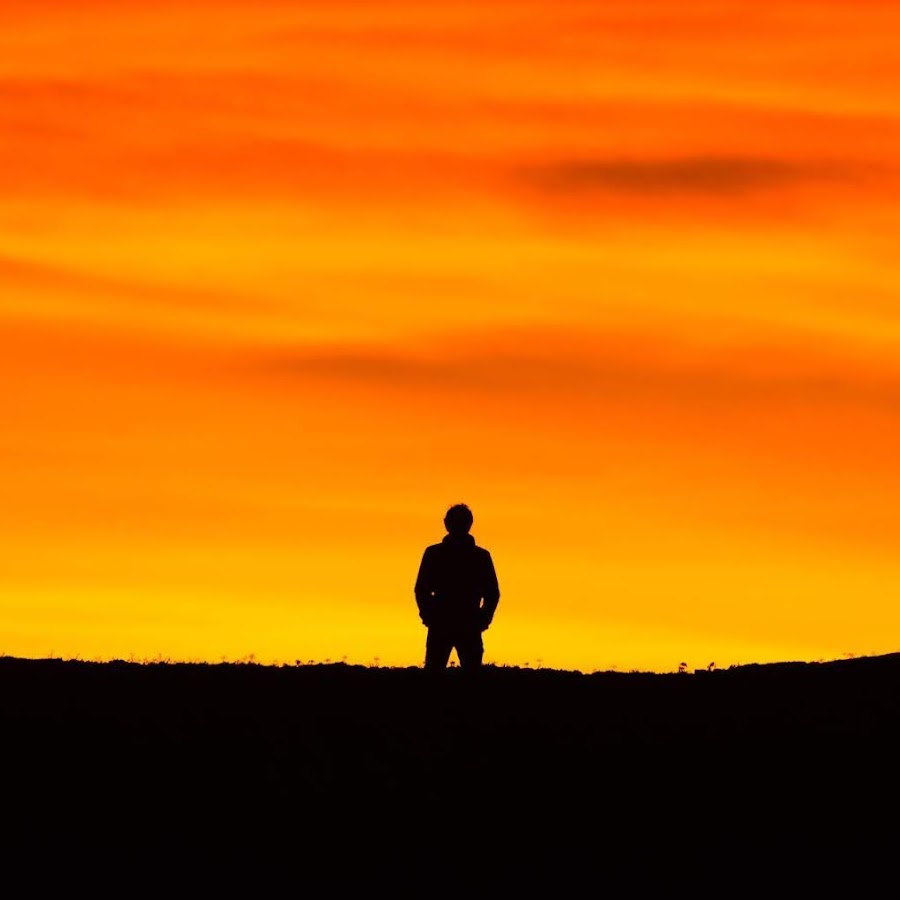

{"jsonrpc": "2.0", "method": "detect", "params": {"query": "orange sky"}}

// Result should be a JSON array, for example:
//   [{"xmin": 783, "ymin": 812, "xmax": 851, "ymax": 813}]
[{"xmin": 3, "ymin": 0, "xmax": 900, "ymax": 671}]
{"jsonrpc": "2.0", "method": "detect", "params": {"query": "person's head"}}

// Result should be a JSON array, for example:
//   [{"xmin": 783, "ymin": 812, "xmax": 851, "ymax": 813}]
[{"xmin": 444, "ymin": 503, "xmax": 474, "ymax": 536}]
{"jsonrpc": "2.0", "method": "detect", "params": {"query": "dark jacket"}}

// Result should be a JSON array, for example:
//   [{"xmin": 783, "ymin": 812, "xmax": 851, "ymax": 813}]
[{"xmin": 414, "ymin": 533, "xmax": 500, "ymax": 630}]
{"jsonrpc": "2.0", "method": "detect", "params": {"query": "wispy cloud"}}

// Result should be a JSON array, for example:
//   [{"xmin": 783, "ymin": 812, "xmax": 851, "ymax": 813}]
[
  {"xmin": 0, "ymin": 254, "xmax": 274, "ymax": 322},
  {"xmin": 526, "ymin": 155, "xmax": 866, "ymax": 196},
  {"xmin": 254, "ymin": 325, "xmax": 900, "ymax": 412}
]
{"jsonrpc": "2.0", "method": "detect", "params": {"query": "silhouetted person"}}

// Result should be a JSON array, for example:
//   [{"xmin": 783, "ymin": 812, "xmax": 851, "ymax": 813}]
[{"xmin": 414, "ymin": 503, "xmax": 500, "ymax": 670}]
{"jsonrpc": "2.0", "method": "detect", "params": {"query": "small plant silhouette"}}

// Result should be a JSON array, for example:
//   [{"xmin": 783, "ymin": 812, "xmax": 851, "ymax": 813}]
[{"xmin": 678, "ymin": 661, "xmax": 688, "ymax": 674}]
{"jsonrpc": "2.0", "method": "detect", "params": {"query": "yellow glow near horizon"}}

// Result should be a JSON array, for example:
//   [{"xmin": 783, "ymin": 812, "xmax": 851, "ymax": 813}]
[{"xmin": 3, "ymin": 1, "xmax": 900, "ymax": 671}]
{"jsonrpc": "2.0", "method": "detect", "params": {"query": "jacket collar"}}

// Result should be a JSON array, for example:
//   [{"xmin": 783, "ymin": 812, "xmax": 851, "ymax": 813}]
[{"xmin": 442, "ymin": 532, "xmax": 476, "ymax": 546}]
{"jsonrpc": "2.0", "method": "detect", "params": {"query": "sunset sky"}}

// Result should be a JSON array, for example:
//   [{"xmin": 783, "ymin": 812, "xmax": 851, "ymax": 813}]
[{"xmin": 4, "ymin": 0, "xmax": 900, "ymax": 672}]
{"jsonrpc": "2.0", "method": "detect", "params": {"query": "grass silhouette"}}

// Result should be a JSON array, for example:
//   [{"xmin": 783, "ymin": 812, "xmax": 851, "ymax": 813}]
[{"xmin": 2, "ymin": 652, "xmax": 896, "ymax": 892}]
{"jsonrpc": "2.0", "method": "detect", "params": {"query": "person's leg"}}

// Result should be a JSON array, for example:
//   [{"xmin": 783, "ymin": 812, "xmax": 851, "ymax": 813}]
[
  {"xmin": 455, "ymin": 630, "xmax": 484, "ymax": 670},
  {"xmin": 424, "ymin": 627, "xmax": 453, "ymax": 669}
]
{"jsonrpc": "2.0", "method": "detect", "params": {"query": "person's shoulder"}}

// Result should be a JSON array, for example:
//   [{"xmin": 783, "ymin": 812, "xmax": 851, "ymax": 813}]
[{"xmin": 475, "ymin": 545, "xmax": 493, "ymax": 559}]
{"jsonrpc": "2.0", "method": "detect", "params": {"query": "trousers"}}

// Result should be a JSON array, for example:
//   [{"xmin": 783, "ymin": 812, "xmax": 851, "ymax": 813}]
[{"xmin": 424, "ymin": 625, "xmax": 484, "ymax": 670}]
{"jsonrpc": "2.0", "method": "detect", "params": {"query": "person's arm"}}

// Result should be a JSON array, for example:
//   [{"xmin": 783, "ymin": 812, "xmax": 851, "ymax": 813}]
[
  {"xmin": 480, "ymin": 551, "xmax": 500, "ymax": 630},
  {"xmin": 414, "ymin": 547, "xmax": 435, "ymax": 626}
]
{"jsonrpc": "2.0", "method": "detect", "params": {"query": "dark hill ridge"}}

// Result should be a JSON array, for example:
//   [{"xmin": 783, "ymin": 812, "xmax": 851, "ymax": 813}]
[
  {"xmin": 3, "ymin": 653, "xmax": 898, "ymax": 891},
  {"xmin": 3, "ymin": 650, "xmax": 899, "ymax": 741}
]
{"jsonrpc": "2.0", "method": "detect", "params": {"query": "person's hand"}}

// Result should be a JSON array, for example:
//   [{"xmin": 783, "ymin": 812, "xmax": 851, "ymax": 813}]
[{"xmin": 479, "ymin": 612, "xmax": 492, "ymax": 632}]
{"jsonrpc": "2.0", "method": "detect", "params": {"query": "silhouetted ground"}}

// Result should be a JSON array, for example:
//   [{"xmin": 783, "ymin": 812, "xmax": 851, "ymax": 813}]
[{"xmin": 2, "ymin": 654, "xmax": 899, "ymax": 892}]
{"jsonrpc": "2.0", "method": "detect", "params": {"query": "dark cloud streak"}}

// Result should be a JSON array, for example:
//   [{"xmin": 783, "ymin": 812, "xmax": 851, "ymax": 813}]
[
  {"xmin": 255, "ymin": 333, "xmax": 900, "ymax": 412},
  {"xmin": 527, "ymin": 155, "xmax": 864, "ymax": 195}
]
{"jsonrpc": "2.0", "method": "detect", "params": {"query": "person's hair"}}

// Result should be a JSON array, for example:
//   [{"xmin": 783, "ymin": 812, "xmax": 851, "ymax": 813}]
[{"xmin": 444, "ymin": 503, "xmax": 474, "ymax": 535}]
